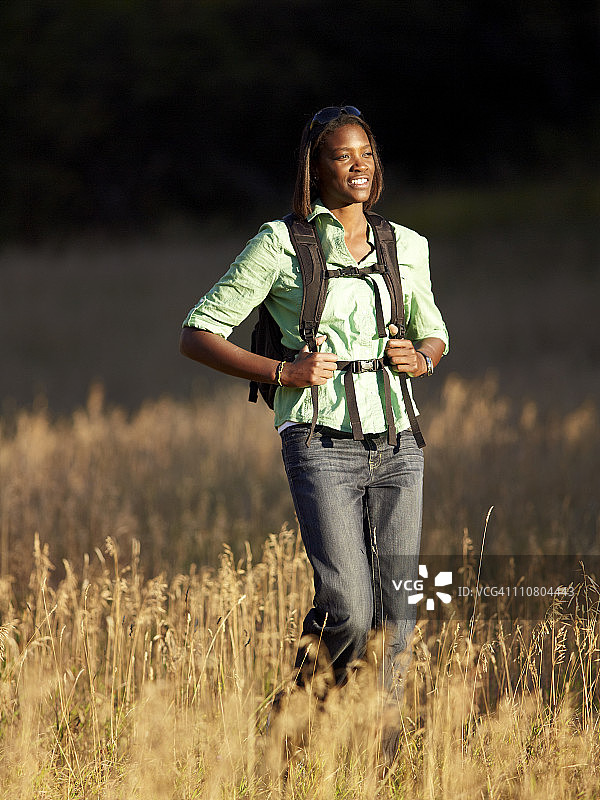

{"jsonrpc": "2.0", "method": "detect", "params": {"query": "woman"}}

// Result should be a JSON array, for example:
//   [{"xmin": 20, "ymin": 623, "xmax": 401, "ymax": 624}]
[{"xmin": 180, "ymin": 106, "xmax": 448, "ymax": 695}]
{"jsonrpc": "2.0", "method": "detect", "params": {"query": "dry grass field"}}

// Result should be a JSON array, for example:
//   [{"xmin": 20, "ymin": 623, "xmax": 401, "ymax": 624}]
[{"xmin": 0, "ymin": 376, "xmax": 598, "ymax": 798}]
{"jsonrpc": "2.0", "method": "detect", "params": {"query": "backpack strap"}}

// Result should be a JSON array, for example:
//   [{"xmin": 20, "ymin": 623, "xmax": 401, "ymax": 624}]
[
  {"xmin": 283, "ymin": 214, "xmax": 328, "ymax": 353},
  {"xmin": 366, "ymin": 212, "xmax": 426, "ymax": 449},
  {"xmin": 284, "ymin": 214, "xmax": 330, "ymax": 445},
  {"xmin": 364, "ymin": 211, "xmax": 405, "ymax": 336}
]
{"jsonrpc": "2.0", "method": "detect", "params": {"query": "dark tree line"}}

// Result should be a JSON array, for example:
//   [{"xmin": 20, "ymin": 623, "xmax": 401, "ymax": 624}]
[{"xmin": 1, "ymin": 0, "xmax": 598, "ymax": 238}]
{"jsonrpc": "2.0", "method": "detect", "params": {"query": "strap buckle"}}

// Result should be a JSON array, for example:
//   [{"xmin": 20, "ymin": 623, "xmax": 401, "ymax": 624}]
[
  {"xmin": 351, "ymin": 358, "xmax": 381, "ymax": 374},
  {"xmin": 338, "ymin": 266, "xmax": 361, "ymax": 277},
  {"xmin": 301, "ymin": 322, "xmax": 318, "ymax": 339}
]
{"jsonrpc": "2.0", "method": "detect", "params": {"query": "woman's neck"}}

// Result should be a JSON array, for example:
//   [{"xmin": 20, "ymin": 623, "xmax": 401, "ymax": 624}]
[
  {"xmin": 326, "ymin": 203, "xmax": 371, "ymax": 262},
  {"xmin": 327, "ymin": 202, "xmax": 366, "ymax": 239}
]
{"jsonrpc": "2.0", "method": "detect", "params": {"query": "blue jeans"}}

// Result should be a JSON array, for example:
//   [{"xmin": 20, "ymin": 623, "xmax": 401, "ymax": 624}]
[{"xmin": 281, "ymin": 424, "xmax": 424, "ymax": 690}]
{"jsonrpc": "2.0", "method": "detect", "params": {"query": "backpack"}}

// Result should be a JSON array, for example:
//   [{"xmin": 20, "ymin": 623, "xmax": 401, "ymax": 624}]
[{"xmin": 249, "ymin": 212, "xmax": 425, "ymax": 448}]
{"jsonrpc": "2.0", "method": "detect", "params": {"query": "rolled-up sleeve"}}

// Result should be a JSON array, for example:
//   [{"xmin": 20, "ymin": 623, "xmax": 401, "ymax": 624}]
[
  {"xmin": 405, "ymin": 234, "xmax": 449, "ymax": 355},
  {"xmin": 183, "ymin": 224, "xmax": 282, "ymax": 338}
]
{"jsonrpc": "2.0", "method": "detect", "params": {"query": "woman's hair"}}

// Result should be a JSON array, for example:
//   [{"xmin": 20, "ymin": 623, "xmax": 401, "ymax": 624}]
[{"xmin": 292, "ymin": 111, "xmax": 384, "ymax": 219}]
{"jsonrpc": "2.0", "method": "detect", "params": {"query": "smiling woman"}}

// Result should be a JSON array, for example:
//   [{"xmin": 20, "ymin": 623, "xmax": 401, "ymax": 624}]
[{"xmin": 179, "ymin": 106, "xmax": 448, "ymax": 754}]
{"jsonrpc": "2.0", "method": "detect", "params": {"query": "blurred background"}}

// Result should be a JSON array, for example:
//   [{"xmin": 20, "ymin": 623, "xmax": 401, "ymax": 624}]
[
  {"xmin": 1, "ymin": 0, "xmax": 599, "ymax": 414},
  {"xmin": 0, "ymin": 1, "xmax": 598, "ymax": 578}
]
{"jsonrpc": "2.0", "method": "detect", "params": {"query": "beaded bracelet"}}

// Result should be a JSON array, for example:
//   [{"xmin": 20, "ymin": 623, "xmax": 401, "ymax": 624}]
[{"xmin": 275, "ymin": 361, "xmax": 286, "ymax": 386}]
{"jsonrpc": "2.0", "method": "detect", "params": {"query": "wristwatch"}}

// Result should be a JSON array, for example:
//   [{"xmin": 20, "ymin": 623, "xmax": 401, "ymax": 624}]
[{"xmin": 416, "ymin": 350, "xmax": 434, "ymax": 377}]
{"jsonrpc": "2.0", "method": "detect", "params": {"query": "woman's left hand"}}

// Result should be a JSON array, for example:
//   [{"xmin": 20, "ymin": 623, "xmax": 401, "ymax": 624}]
[
  {"xmin": 385, "ymin": 339, "xmax": 424, "ymax": 377},
  {"xmin": 385, "ymin": 324, "xmax": 424, "ymax": 377}
]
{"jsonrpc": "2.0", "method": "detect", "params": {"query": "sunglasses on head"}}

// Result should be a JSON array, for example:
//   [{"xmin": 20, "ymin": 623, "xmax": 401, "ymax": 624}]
[{"xmin": 309, "ymin": 106, "xmax": 362, "ymax": 131}]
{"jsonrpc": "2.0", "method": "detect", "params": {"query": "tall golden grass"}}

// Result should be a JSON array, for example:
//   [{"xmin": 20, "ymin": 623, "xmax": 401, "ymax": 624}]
[
  {"xmin": 2, "ymin": 372, "xmax": 598, "ymax": 579},
  {"xmin": 0, "ymin": 376, "xmax": 598, "ymax": 797}
]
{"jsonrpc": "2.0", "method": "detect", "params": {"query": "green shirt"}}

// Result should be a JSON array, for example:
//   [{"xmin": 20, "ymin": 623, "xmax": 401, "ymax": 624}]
[{"xmin": 183, "ymin": 202, "xmax": 449, "ymax": 433}]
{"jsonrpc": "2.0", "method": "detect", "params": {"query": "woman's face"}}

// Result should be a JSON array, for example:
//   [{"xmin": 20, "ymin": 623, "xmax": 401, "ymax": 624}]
[{"xmin": 314, "ymin": 123, "xmax": 374, "ymax": 210}]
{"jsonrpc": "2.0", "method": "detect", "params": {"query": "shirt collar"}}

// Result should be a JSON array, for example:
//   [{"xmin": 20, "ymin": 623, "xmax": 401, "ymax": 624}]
[
  {"xmin": 307, "ymin": 199, "xmax": 343, "ymax": 224},
  {"xmin": 307, "ymin": 200, "xmax": 375, "ymax": 244}
]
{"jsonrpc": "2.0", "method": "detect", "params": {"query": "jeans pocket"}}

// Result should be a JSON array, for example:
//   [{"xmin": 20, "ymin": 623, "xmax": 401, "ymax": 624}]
[{"xmin": 281, "ymin": 424, "xmax": 337, "ymax": 478}]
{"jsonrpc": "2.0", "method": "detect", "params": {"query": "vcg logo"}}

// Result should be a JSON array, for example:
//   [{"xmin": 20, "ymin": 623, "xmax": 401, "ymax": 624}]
[{"xmin": 392, "ymin": 564, "xmax": 453, "ymax": 611}]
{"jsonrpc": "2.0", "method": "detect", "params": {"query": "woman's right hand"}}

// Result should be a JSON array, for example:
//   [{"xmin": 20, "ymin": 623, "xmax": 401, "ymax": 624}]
[
  {"xmin": 179, "ymin": 327, "xmax": 337, "ymax": 388},
  {"xmin": 281, "ymin": 335, "xmax": 338, "ymax": 388}
]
